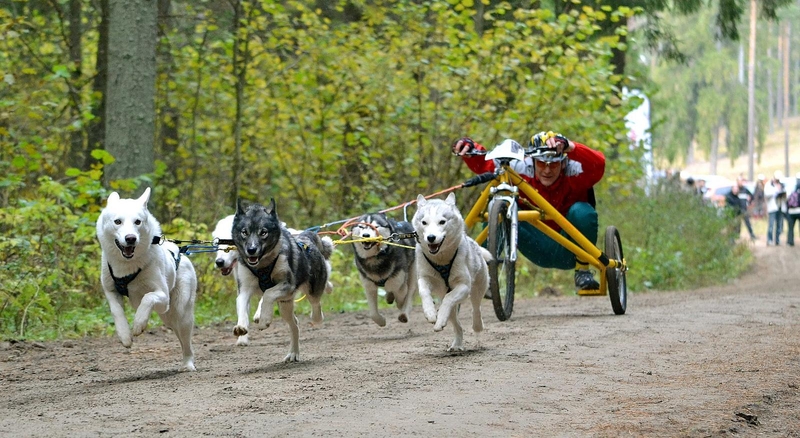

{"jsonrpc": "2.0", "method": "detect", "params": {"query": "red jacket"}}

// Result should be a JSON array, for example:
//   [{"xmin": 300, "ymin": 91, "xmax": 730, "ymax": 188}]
[{"xmin": 462, "ymin": 141, "xmax": 605, "ymax": 231}]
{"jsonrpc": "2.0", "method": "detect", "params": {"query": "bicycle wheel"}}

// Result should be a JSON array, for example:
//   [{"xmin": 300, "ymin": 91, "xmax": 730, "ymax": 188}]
[
  {"xmin": 604, "ymin": 225, "xmax": 627, "ymax": 315},
  {"xmin": 487, "ymin": 199, "xmax": 516, "ymax": 321}
]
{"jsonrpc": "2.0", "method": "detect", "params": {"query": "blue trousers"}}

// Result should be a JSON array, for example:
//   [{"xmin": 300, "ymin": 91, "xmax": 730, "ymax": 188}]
[
  {"xmin": 516, "ymin": 202, "xmax": 599, "ymax": 270},
  {"xmin": 767, "ymin": 211, "xmax": 784, "ymax": 244}
]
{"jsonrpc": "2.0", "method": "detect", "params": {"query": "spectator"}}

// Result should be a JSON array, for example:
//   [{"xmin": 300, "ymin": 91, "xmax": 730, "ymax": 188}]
[
  {"xmin": 787, "ymin": 173, "xmax": 800, "ymax": 247},
  {"xmin": 725, "ymin": 182, "xmax": 756, "ymax": 241},
  {"xmin": 765, "ymin": 171, "xmax": 786, "ymax": 246},
  {"xmin": 752, "ymin": 175, "xmax": 766, "ymax": 219}
]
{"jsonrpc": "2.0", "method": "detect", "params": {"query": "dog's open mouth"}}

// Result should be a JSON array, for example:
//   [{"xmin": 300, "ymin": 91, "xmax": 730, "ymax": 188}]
[
  {"xmin": 361, "ymin": 242, "xmax": 376, "ymax": 251},
  {"xmin": 246, "ymin": 256, "xmax": 261, "ymax": 266},
  {"xmin": 114, "ymin": 239, "xmax": 136, "ymax": 259},
  {"xmin": 220, "ymin": 266, "xmax": 233, "ymax": 276},
  {"xmin": 427, "ymin": 242, "xmax": 442, "ymax": 255}
]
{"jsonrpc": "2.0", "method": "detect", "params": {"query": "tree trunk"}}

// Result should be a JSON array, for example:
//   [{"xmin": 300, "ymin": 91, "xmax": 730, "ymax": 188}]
[
  {"xmin": 747, "ymin": 0, "xmax": 757, "ymax": 182},
  {"xmin": 710, "ymin": 123, "xmax": 719, "ymax": 175},
  {"xmin": 777, "ymin": 26, "xmax": 784, "ymax": 128},
  {"xmin": 783, "ymin": 21, "xmax": 791, "ymax": 176},
  {"xmin": 230, "ymin": 0, "xmax": 250, "ymax": 206},
  {"xmin": 87, "ymin": 0, "xmax": 108, "ymax": 166},
  {"xmin": 66, "ymin": 0, "xmax": 85, "ymax": 169},
  {"xmin": 766, "ymin": 24, "xmax": 774, "ymax": 134},
  {"xmin": 104, "ymin": 0, "xmax": 157, "ymax": 184}
]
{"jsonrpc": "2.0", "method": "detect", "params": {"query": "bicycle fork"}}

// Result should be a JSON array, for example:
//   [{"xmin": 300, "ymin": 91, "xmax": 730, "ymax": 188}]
[{"xmin": 489, "ymin": 184, "xmax": 519, "ymax": 264}]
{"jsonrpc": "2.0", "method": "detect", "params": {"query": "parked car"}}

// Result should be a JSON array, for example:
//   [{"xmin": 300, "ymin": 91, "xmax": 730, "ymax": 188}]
[{"xmin": 702, "ymin": 178, "xmax": 757, "ymax": 209}]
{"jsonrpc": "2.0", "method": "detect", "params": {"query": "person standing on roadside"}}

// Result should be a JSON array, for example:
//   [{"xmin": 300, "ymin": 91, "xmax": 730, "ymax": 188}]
[
  {"xmin": 766, "ymin": 171, "xmax": 786, "ymax": 246},
  {"xmin": 735, "ymin": 177, "xmax": 757, "ymax": 241},
  {"xmin": 786, "ymin": 173, "xmax": 800, "ymax": 247},
  {"xmin": 725, "ymin": 183, "xmax": 756, "ymax": 241},
  {"xmin": 752, "ymin": 175, "xmax": 766, "ymax": 219}
]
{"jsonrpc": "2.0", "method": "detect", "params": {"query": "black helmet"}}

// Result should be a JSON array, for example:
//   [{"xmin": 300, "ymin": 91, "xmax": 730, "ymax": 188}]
[{"xmin": 526, "ymin": 131, "xmax": 567, "ymax": 163}]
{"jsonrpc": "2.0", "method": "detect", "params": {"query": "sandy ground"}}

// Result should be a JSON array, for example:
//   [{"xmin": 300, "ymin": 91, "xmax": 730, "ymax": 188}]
[{"xmin": 2, "ymin": 241, "xmax": 799, "ymax": 438}]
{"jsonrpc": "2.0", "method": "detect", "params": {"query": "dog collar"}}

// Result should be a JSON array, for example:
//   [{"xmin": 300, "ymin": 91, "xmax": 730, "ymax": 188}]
[
  {"xmin": 423, "ymin": 249, "xmax": 459, "ymax": 293},
  {"xmin": 107, "ymin": 263, "xmax": 141, "ymax": 297}
]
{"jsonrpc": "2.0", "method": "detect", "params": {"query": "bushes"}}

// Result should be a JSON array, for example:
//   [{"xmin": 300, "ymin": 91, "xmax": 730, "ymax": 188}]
[{"xmin": 600, "ymin": 180, "xmax": 751, "ymax": 291}]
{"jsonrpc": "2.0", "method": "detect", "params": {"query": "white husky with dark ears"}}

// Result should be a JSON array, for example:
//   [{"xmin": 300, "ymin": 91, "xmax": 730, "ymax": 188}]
[
  {"xmin": 412, "ymin": 193, "xmax": 492, "ymax": 351},
  {"xmin": 96, "ymin": 188, "xmax": 198, "ymax": 371}
]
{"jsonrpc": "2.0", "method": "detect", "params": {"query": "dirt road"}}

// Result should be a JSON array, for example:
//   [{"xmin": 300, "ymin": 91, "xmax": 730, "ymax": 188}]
[{"xmin": 2, "ymin": 243, "xmax": 799, "ymax": 437}]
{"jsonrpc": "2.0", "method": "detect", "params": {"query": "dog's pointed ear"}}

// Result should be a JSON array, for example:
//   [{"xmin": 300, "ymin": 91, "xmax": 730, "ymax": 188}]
[
  {"xmin": 445, "ymin": 192, "xmax": 456, "ymax": 206},
  {"xmin": 416, "ymin": 194, "xmax": 426, "ymax": 207},
  {"xmin": 137, "ymin": 187, "xmax": 151, "ymax": 208},
  {"xmin": 267, "ymin": 198, "xmax": 277, "ymax": 217},
  {"xmin": 106, "ymin": 192, "xmax": 120, "ymax": 205},
  {"xmin": 236, "ymin": 198, "xmax": 247, "ymax": 216}
]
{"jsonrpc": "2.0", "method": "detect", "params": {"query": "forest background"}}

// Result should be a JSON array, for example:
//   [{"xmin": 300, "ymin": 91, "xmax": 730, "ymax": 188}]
[{"xmin": 1, "ymin": 0, "xmax": 797, "ymax": 340}]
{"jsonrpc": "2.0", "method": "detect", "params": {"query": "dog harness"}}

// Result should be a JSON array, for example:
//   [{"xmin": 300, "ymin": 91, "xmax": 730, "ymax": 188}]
[
  {"xmin": 107, "ymin": 263, "xmax": 141, "ymax": 297},
  {"xmin": 423, "ymin": 249, "xmax": 459, "ymax": 293},
  {"xmin": 245, "ymin": 257, "xmax": 278, "ymax": 292},
  {"xmin": 107, "ymin": 237, "xmax": 180, "ymax": 297},
  {"xmin": 244, "ymin": 242, "xmax": 313, "ymax": 292}
]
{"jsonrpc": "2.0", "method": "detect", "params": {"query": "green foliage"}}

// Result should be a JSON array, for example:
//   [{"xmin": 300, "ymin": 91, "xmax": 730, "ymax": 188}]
[
  {"xmin": 0, "ymin": 156, "xmax": 106, "ymax": 339},
  {"xmin": 600, "ymin": 180, "xmax": 751, "ymax": 291},
  {"xmin": 0, "ymin": 0, "xmax": 753, "ymax": 340}
]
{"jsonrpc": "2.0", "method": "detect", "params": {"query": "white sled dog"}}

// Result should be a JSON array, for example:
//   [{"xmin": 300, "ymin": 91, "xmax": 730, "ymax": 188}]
[
  {"xmin": 351, "ymin": 212, "xmax": 417, "ymax": 327},
  {"xmin": 212, "ymin": 214, "xmax": 256, "ymax": 345},
  {"xmin": 232, "ymin": 198, "xmax": 334, "ymax": 362},
  {"xmin": 412, "ymin": 193, "xmax": 492, "ymax": 351},
  {"xmin": 96, "ymin": 188, "xmax": 197, "ymax": 370}
]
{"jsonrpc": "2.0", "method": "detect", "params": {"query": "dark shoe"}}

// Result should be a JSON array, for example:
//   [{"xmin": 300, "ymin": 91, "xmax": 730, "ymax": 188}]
[{"xmin": 574, "ymin": 269, "xmax": 600, "ymax": 290}]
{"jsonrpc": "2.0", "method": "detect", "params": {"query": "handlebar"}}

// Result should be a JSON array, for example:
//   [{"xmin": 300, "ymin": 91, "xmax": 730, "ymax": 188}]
[{"xmin": 462, "ymin": 172, "xmax": 497, "ymax": 188}]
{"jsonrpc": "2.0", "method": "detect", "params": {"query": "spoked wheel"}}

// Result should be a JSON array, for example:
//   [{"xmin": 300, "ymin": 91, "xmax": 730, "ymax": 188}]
[
  {"xmin": 487, "ymin": 199, "xmax": 516, "ymax": 321},
  {"xmin": 604, "ymin": 225, "xmax": 627, "ymax": 315}
]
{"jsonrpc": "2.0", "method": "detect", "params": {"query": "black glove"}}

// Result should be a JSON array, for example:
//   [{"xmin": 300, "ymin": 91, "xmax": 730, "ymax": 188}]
[{"xmin": 452, "ymin": 137, "xmax": 475, "ymax": 155}]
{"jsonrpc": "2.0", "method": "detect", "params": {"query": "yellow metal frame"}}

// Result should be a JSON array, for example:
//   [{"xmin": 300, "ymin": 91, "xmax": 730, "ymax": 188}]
[{"xmin": 463, "ymin": 164, "xmax": 625, "ymax": 296}]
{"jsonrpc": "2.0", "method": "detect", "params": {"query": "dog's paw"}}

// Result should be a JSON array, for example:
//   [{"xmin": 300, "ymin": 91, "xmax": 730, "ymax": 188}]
[
  {"xmin": 132, "ymin": 321, "xmax": 147, "ymax": 337},
  {"xmin": 385, "ymin": 292, "xmax": 395, "ymax": 304},
  {"xmin": 424, "ymin": 311, "xmax": 437, "ymax": 324},
  {"xmin": 433, "ymin": 323, "xmax": 445, "ymax": 332},
  {"xmin": 233, "ymin": 325, "xmax": 249, "ymax": 337},
  {"xmin": 236, "ymin": 334, "xmax": 250, "ymax": 346},
  {"xmin": 182, "ymin": 360, "xmax": 196, "ymax": 372},
  {"xmin": 371, "ymin": 314, "xmax": 387, "ymax": 327},
  {"xmin": 398, "ymin": 313, "xmax": 408, "ymax": 324},
  {"xmin": 446, "ymin": 344, "xmax": 466, "ymax": 352},
  {"xmin": 254, "ymin": 315, "xmax": 272, "ymax": 329},
  {"xmin": 283, "ymin": 352, "xmax": 299, "ymax": 363},
  {"xmin": 119, "ymin": 336, "xmax": 133, "ymax": 348}
]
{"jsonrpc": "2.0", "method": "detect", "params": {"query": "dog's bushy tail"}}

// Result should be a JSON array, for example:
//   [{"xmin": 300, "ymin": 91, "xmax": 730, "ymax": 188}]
[{"xmin": 318, "ymin": 236, "xmax": 334, "ymax": 260}]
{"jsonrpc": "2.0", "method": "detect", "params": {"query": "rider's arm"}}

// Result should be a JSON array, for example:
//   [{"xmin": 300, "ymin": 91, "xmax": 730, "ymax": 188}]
[
  {"xmin": 566, "ymin": 142, "xmax": 605, "ymax": 188},
  {"xmin": 461, "ymin": 142, "xmax": 497, "ymax": 174}
]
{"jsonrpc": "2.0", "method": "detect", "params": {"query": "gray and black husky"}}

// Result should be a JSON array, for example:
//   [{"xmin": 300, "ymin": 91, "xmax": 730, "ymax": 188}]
[
  {"xmin": 351, "ymin": 212, "xmax": 417, "ymax": 327},
  {"xmin": 232, "ymin": 198, "xmax": 334, "ymax": 362}
]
